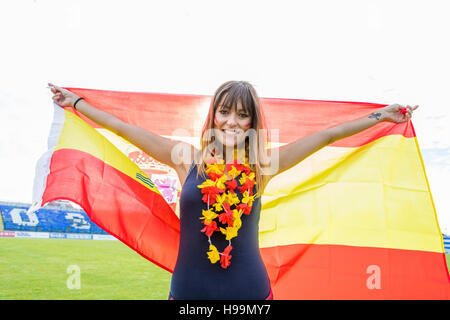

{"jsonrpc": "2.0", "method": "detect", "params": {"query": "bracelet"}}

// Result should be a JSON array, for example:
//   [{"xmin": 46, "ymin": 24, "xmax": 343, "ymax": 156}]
[{"xmin": 73, "ymin": 97, "xmax": 84, "ymax": 110}]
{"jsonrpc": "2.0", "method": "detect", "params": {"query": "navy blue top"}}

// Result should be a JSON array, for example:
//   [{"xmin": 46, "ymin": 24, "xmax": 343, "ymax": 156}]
[{"xmin": 169, "ymin": 160, "xmax": 271, "ymax": 300}]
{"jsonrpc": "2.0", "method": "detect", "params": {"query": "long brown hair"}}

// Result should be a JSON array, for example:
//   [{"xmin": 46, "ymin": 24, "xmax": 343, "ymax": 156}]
[{"xmin": 195, "ymin": 80, "xmax": 272, "ymax": 197}]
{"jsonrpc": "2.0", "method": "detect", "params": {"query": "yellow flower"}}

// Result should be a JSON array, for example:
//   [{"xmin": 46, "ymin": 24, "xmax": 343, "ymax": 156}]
[
  {"xmin": 239, "ymin": 172, "xmax": 255, "ymax": 185},
  {"xmin": 199, "ymin": 209, "xmax": 218, "ymax": 224},
  {"xmin": 242, "ymin": 190, "xmax": 255, "ymax": 206},
  {"xmin": 212, "ymin": 193, "xmax": 227, "ymax": 212},
  {"xmin": 197, "ymin": 179, "xmax": 216, "ymax": 189},
  {"xmin": 206, "ymin": 163, "xmax": 224, "ymax": 175},
  {"xmin": 226, "ymin": 191, "xmax": 240, "ymax": 206},
  {"xmin": 207, "ymin": 244, "xmax": 220, "ymax": 263},
  {"xmin": 227, "ymin": 166, "xmax": 241, "ymax": 179},
  {"xmin": 220, "ymin": 226, "xmax": 238, "ymax": 240},
  {"xmin": 232, "ymin": 209, "xmax": 242, "ymax": 229},
  {"xmin": 215, "ymin": 174, "xmax": 227, "ymax": 190}
]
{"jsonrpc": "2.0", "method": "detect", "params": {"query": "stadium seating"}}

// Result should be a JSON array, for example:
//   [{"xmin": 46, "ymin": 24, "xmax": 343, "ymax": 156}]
[{"xmin": 0, "ymin": 203, "xmax": 107, "ymax": 234}]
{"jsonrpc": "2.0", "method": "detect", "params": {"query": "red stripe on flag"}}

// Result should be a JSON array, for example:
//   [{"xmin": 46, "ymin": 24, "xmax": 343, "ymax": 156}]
[
  {"xmin": 63, "ymin": 88, "xmax": 415, "ymax": 146},
  {"xmin": 261, "ymin": 243, "xmax": 450, "ymax": 299},
  {"xmin": 42, "ymin": 148, "xmax": 180, "ymax": 273}
]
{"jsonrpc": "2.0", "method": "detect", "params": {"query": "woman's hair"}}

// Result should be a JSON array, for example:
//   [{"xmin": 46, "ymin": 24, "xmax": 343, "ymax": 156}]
[{"xmin": 195, "ymin": 80, "xmax": 271, "ymax": 197}]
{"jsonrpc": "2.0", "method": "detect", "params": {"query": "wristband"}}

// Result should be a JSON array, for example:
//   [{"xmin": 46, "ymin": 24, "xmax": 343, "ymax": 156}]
[{"xmin": 73, "ymin": 97, "xmax": 84, "ymax": 110}]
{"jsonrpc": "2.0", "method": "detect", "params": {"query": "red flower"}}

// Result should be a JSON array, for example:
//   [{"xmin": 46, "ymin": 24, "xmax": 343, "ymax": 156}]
[
  {"xmin": 220, "ymin": 245, "xmax": 233, "ymax": 269},
  {"xmin": 240, "ymin": 165, "xmax": 251, "ymax": 175},
  {"xmin": 226, "ymin": 159, "xmax": 250, "ymax": 174},
  {"xmin": 202, "ymin": 193, "xmax": 217, "ymax": 205},
  {"xmin": 218, "ymin": 210, "xmax": 234, "ymax": 227},
  {"xmin": 238, "ymin": 185, "xmax": 254, "ymax": 196},
  {"xmin": 233, "ymin": 164, "xmax": 250, "ymax": 175},
  {"xmin": 226, "ymin": 159, "xmax": 241, "ymax": 167},
  {"xmin": 229, "ymin": 163, "xmax": 251, "ymax": 175},
  {"xmin": 207, "ymin": 171, "xmax": 222, "ymax": 181},
  {"xmin": 242, "ymin": 177, "xmax": 255, "ymax": 190},
  {"xmin": 200, "ymin": 186, "xmax": 225, "ymax": 205},
  {"xmin": 238, "ymin": 183, "xmax": 254, "ymax": 194},
  {"xmin": 201, "ymin": 221, "xmax": 219, "ymax": 237},
  {"xmin": 225, "ymin": 179, "xmax": 238, "ymax": 192},
  {"xmin": 218, "ymin": 203, "xmax": 234, "ymax": 226},
  {"xmin": 222, "ymin": 202, "xmax": 231, "ymax": 212},
  {"xmin": 237, "ymin": 203, "xmax": 251, "ymax": 215},
  {"xmin": 200, "ymin": 186, "xmax": 224, "ymax": 196}
]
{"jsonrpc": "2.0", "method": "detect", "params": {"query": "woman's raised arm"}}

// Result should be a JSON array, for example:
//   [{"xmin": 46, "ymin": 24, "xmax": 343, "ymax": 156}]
[
  {"xmin": 48, "ymin": 83, "xmax": 197, "ymax": 172},
  {"xmin": 268, "ymin": 103, "xmax": 418, "ymax": 179}
]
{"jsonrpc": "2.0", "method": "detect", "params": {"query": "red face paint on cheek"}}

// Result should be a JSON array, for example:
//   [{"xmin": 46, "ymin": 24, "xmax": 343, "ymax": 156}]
[{"xmin": 214, "ymin": 116, "xmax": 219, "ymax": 126}]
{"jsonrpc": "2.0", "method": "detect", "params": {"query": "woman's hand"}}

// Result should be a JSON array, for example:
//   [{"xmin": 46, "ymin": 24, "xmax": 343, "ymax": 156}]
[
  {"xmin": 381, "ymin": 103, "xmax": 419, "ymax": 123},
  {"xmin": 48, "ymin": 83, "xmax": 80, "ymax": 108}
]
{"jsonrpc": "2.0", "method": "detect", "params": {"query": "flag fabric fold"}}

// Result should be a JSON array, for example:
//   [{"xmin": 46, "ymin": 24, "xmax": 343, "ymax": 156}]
[{"xmin": 29, "ymin": 88, "xmax": 450, "ymax": 299}]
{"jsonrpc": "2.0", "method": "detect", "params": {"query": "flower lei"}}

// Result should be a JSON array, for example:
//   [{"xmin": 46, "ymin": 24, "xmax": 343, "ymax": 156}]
[{"xmin": 197, "ymin": 156, "xmax": 256, "ymax": 269}]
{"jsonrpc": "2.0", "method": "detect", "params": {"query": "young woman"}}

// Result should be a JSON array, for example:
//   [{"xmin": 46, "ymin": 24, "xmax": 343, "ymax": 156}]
[{"xmin": 48, "ymin": 81, "xmax": 417, "ymax": 300}]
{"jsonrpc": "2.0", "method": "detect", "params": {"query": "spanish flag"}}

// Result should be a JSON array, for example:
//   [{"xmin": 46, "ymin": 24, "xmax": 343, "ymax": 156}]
[{"xmin": 29, "ymin": 88, "xmax": 450, "ymax": 299}]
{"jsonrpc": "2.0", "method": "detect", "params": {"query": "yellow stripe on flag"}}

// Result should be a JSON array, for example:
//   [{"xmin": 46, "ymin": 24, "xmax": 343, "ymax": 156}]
[
  {"xmin": 259, "ymin": 134, "xmax": 442, "ymax": 253},
  {"xmin": 55, "ymin": 109, "xmax": 161, "ymax": 195}
]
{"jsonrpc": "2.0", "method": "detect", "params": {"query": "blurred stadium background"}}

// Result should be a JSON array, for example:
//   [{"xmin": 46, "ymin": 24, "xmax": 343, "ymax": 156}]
[
  {"xmin": 1, "ymin": 199, "xmax": 449, "ymax": 299},
  {"xmin": 0, "ymin": 200, "xmax": 171, "ymax": 299}
]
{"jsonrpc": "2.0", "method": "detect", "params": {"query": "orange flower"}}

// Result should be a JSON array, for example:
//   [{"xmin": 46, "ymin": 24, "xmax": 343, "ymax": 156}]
[
  {"xmin": 240, "ymin": 165, "xmax": 251, "ymax": 175},
  {"xmin": 207, "ymin": 171, "xmax": 222, "ymax": 181},
  {"xmin": 202, "ymin": 193, "xmax": 217, "ymax": 206},
  {"xmin": 225, "ymin": 179, "xmax": 238, "ymax": 192},
  {"xmin": 220, "ymin": 245, "xmax": 233, "ymax": 269},
  {"xmin": 237, "ymin": 203, "xmax": 251, "ymax": 215},
  {"xmin": 218, "ymin": 202, "xmax": 234, "ymax": 226},
  {"xmin": 201, "ymin": 221, "xmax": 219, "ymax": 237}
]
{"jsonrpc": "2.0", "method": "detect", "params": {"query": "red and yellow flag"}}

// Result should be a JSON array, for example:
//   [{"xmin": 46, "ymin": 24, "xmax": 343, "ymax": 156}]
[{"xmin": 29, "ymin": 88, "xmax": 450, "ymax": 299}]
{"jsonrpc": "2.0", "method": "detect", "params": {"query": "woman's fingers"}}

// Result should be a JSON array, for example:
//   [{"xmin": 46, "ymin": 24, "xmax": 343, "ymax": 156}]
[{"xmin": 48, "ymin": 83, "xmax": 64, "ymax": 94}]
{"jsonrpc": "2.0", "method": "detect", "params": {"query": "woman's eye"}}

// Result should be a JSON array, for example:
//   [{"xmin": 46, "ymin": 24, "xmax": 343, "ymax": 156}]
[{"xmin": 218, "ymin": 109, "xmax": 248, "ymax": 118}]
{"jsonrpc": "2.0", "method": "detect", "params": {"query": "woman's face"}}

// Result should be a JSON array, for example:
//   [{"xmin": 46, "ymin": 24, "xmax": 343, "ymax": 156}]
[{"xmin": 213, "ymin": 98, "xmax": 252, "ymax": 148}]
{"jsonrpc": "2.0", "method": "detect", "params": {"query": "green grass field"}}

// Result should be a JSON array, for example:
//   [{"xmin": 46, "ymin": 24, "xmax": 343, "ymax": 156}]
[
  {"xmin": 1, "ymin": 237, "xmax": 449, "ymax": 300},
  {"xmin": 0, "ymin": 238, "xmax": 171, "ymax": 299}
]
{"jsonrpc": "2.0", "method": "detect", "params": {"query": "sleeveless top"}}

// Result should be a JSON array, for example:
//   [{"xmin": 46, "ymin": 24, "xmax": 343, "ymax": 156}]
[{"xmin": 169, "ymin": 160, "xmax": 271, "ymax": 300}]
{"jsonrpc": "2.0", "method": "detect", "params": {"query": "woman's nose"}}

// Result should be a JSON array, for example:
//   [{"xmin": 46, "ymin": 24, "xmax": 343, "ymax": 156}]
[{"xmin": 226, "ymin": 114, "xmax": 238, "ymax": 126}]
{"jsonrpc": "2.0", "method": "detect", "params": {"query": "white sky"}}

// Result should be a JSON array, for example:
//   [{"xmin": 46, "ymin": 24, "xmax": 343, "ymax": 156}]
[{"xmin": 0, "ymin": 0, "xmax": 449, "ymax": 233}]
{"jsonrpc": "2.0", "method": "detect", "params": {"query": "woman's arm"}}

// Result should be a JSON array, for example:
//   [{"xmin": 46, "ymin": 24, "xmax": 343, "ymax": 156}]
[
  {"xmin": 48, "ymin": 83, "xmax": 197, "ymax": 170},
  {"xmin": 328, "ymin": 103, "xmax": 417, "ymax": 144},
  {"xmin": 268, "ymin": 104, "xmax": 418, "ymax": 178}
]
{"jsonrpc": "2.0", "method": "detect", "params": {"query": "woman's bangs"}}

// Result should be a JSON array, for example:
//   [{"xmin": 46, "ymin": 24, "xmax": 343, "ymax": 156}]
[{"xmin": 220, "ymin": 85, "xmax": 254, "ymax": 117}]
